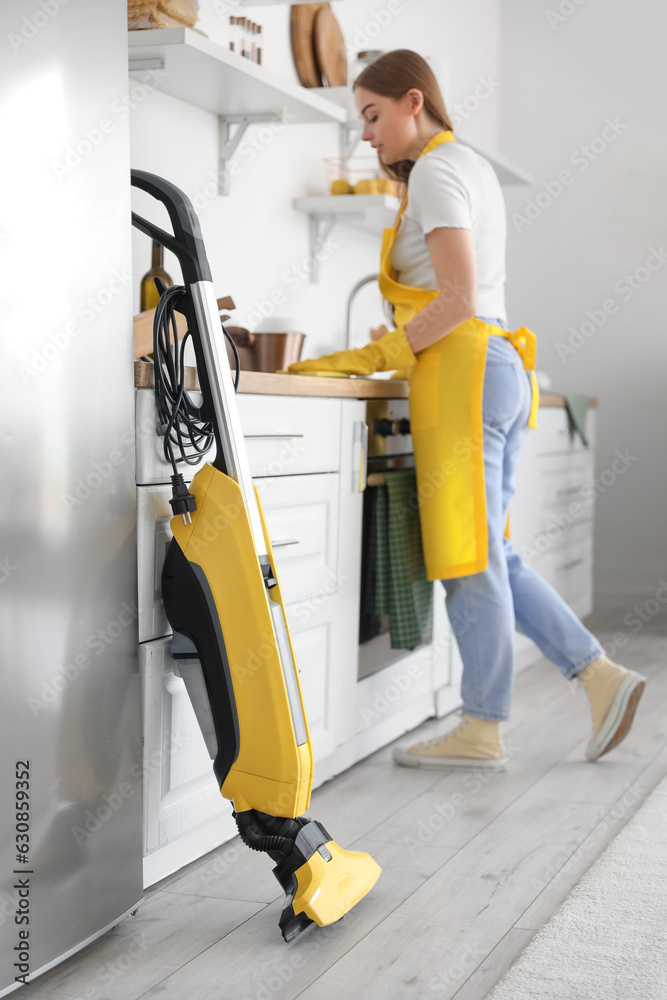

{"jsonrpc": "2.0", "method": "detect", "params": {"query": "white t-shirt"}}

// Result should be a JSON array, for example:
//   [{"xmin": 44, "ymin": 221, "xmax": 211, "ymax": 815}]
[{"xmin": 390, "ymin": 140, "xmax": 508, "ymax": 323}]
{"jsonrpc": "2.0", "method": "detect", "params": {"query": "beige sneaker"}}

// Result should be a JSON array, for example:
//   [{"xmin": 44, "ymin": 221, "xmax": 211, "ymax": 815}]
[
  {"xmin": 575, "ymin": 653, "xmax": 646, "ymax": 761},
  {"xmin": 393, "ymin": 712, "xmax": 507, "ymax": 771}
]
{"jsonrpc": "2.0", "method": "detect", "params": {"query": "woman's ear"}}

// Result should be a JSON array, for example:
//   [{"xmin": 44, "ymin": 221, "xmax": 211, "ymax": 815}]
[{"xmin": 406, "ymin": 88, "xmax": 425, "ymax": 117}]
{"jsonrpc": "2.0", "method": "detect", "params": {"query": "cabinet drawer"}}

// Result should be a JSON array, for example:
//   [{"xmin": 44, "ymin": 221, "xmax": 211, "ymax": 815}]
[
  {"xmin": 536, "ymin": 406, "xmax": 596, "ymax": 456},
  {"xmin": 135, "ymin": 388, "xmax": 210, "ymax": 487},
  {"xmin": 553, "ymin": 531, "xmax": 594, "ymax": 606},
  {"xmin": 139, "ymin": 474, "xmax": 341, "ymax": 642},
  {"xmin": 237, "ymin": 394, "xmax": 342, "ymax": 477},
  {"xmin": 534, "ymin": 521, "xmax": 593, "ymax": 594},
  {"xmin": 136, "ymin": 388, "xmax": 343, "ymax": 484},
  {"xmin": 532, "ymin": 454, "xmax": 596, "ymax": 539},
  {"xmin": 254, "ymin": 473, "xmax": 340, "ymax": 606}
]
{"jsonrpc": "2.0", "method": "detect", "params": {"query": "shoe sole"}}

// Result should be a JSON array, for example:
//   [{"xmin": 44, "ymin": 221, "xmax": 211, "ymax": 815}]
[
  {"xmin": 392, "ymin": 747, "xmax": 507, "ymax": 771},
  {"xmin": 586, "ymin": 671, "xmax": 646, "ymax": 761}
]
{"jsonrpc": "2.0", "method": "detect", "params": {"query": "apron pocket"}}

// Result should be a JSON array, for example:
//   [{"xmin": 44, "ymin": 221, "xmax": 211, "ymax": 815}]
[{"xmin": 408, "ymin": 353, "xmax": 440, "ymax": 432}]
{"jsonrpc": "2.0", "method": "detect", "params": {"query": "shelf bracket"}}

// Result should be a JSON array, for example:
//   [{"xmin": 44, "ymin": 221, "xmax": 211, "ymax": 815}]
[
  {"xmin": 307, "ymin": 210, "xmax": 365, "ymax": 283},
  {"xmin": 339, "ymin": 120, "xmax": 363, "ymax": 160},
  {"xmin": 218, "ymin": 110, "xmax": 287, "ymax": 196}
]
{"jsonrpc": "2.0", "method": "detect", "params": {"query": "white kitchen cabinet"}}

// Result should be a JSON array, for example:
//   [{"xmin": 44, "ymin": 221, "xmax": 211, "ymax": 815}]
[
  {"xmin": 136, "ymin": 386, "xmax": 597, "ymax": 885},
  {"xmin": 139, "ymin": 636, "xmax": 237, "ymax": 888},
  {"xmin": 509, "ymin": 405, "xmax": 597, "ymax": 670},
  {"xmin": 136, "ymin": 391, "xmax": 367, "ymax": 883}
]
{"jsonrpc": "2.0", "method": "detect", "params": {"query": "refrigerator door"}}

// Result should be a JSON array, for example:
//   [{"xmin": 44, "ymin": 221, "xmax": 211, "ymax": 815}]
[{"xmin": 0, "ymin": 1, "xmax": 143, "ymax": 993}]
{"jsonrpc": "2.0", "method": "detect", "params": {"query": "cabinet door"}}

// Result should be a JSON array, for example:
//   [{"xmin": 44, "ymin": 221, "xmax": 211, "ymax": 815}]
[
  {"xmin": 253, "ymin": 471, "xmax": 342, "ymax": 761},
  {"xmin": 139, "ymin": 637, "xmax": 236, "ymax": 858}
]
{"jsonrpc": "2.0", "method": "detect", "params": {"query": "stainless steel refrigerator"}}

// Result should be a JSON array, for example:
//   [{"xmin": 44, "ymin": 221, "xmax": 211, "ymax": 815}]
[{"xmin": 0, "ymin": 1, "xmax": 143, "ymax": 993}]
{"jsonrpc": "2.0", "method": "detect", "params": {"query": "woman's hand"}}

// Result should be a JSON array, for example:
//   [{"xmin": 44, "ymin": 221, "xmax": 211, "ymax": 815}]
[{"xmin": 369, "ymin": 323, "xmax": 389, "ymax": 342}]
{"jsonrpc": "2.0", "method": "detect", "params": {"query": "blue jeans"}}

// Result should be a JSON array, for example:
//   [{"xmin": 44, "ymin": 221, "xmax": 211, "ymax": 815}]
[{"xmin": 438, "ymin": 315, "xmax": 605, "ymax": 721}]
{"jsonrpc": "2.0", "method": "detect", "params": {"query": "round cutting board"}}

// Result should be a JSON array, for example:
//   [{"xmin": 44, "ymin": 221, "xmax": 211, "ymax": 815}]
[
  {"xmin": 290, "ymin": 3, "xmax": 329, "ymax": 88},
  {"xmin": 313, "ymin": 6, "xmax": 348, "ymax": 86}
]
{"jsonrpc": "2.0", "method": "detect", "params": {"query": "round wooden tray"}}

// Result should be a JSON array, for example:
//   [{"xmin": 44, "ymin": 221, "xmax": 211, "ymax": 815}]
[
  {"xmin": 290, "ymin": 2, "xmax": 329, "ymax": 88},
  {"xmin": 313, "ymin": 6, "xmax": 348, "ymax": 86}
]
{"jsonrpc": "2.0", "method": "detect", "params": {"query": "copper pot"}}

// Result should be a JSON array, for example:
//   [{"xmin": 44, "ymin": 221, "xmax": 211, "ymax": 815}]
[
  {"xmin": 224, "ymin": 326, "xmax": 256, "ymax": 372},
  {"xmin": 223, "ymin": 328, "xmax": 306, "ymax": 373},
  {"xmin": 252, "ymin": 332, "xmax": 306, "ymax": 372}
]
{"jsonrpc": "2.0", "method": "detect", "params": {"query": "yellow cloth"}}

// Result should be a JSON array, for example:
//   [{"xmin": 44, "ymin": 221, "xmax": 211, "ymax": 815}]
[
  {"xmin": 378, "ymin": 129, "xmax": 540, "ymax": 581},
  {"xmin": 287, "ymin": 325, "xmax": 417, "ymax": 376}
]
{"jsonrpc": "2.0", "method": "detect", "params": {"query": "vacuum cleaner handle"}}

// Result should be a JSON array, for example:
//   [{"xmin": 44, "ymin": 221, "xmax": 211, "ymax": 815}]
[{"xmin": 130, "ymin": 168, "xmax": 212, "ymax": 285}]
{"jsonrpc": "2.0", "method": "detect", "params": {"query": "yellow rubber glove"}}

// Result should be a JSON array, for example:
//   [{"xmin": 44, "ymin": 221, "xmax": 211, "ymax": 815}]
[{"xmin": 287, "ymin": 325, "xmax": 417, "ymax": 376}]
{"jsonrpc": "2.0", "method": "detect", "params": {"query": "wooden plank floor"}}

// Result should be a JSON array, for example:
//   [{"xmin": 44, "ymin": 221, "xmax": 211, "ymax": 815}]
[{"xmin": 21, "ymin": 607, "xmax": 667, "ymax": 1000}]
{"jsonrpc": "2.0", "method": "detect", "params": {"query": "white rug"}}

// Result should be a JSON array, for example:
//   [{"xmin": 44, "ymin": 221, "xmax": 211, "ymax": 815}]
[{"xmin": 485, "ymin": 774, "xmax": 667, "ymax": 999}]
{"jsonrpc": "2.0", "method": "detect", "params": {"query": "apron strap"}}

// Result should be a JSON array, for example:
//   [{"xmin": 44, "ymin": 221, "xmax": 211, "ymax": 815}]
[{"xmin": 500, "ymin": 326, "xmax": 537, "ymax": 371}]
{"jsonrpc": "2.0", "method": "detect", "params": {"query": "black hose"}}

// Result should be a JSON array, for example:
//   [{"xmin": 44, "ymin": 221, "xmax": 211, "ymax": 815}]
[{"xmin": 234, "ymin": 812, "xmax": 292, "ymax": 855}]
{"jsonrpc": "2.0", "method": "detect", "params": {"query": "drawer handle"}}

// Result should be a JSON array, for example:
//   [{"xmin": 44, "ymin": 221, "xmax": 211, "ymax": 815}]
[
  {"xmin": 244, "ymin": 433, "xmax": 305, "ymax": 439},
  {"xmin": 556, "ymin": 486, "xmax": 582, "ymax": 497},
  {"xmin": 557, "ymin": 557, "xmax": 584, "ymax": 572},
  {"xmin": 271, "ymin": 538, "xmax": 300, "ymax": 548}
]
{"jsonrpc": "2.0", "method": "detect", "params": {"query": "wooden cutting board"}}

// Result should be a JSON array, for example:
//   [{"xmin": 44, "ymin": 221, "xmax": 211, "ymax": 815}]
[
  {"xmin": 313, "ymin": 6, "xmax": 348, "ymax": 86},
  {"xmin": 290, "ymin": 2, "xmax": 329, "ymax": 88},
  {"xmin": 133, "ymin": 295, "xmax": 235, "ymax": 358}
]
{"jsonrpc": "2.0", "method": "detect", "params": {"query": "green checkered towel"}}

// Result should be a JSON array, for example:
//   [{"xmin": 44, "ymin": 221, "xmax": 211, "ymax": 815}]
[{"xmin": 373, "ymin": 469, "xmax": 433, "ymax": 650}]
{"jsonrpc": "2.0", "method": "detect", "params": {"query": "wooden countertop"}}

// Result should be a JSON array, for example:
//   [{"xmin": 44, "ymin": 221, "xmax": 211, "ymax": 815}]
[{"xmin": 134, "ymin": 361, "xmax": 597, "ymax": 407}]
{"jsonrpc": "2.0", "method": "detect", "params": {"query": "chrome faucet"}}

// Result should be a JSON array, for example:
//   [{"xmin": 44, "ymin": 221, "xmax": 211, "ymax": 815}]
[{"xmin": 346, "ymin": 274, "xmax": 378, "ymax": 350}]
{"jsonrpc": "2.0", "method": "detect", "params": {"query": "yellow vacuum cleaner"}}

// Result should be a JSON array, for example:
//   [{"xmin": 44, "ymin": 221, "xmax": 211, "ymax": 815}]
[{"xmin": 131, "ymin": 170, "xmax": 381, "ymax": 942}]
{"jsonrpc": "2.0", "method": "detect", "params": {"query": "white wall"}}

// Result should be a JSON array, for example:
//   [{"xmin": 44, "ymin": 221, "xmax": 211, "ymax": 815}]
[
  {"xmin": 129, "ymin": 0, "xmax": 503, "ymax": 354},
  {"xmin": 129, "ymin": 1, "xmax": 666, "ymax": 606},
  {"xmin": 500, "ymin": 0, "xmax": 667, "ymax": 607}
]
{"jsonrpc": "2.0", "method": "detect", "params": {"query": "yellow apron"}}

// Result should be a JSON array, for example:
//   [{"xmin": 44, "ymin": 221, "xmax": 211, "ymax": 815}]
[{"xmin": 378, "ymin": 129, "xmax": 540, "ymax": 582}]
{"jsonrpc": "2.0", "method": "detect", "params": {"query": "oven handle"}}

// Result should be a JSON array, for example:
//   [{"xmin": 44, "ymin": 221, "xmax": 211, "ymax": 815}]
[{"xmin": 353, "ymin": 421, "xmax": 369, "ymax": 493}]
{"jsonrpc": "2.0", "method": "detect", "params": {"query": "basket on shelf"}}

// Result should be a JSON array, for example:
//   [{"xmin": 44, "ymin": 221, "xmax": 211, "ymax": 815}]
[
  {"xmin": 324, "ymin": 157, "xmax": 404, "ymax": 198},
  {"xmin": 128, "ymin": 0, "xmax": 198, "ymax": 29}
]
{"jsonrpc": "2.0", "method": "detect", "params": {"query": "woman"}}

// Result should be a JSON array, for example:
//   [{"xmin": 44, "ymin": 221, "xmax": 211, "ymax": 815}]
[{"xmin": 288, "ymin": 50, "xmax": 646, "ymax": 771}]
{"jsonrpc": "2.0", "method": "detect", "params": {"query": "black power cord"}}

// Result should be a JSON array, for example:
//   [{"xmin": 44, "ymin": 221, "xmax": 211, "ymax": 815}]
[{"xmin": 151, "ymin": 276, "xmax": 240, "ymax": 522}]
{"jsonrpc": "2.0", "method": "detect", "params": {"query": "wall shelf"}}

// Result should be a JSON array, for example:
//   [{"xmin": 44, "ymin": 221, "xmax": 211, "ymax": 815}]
[
  {"xmin": 292, "ymin": 194, "xmax": 401, "ymax": 282},
  {"xmin": 310, "ymin": 84, "xmax": 533, "ymax": 185},
  {"xmin": 128, "ymin": 27, "xmax": 346, "ymax": 193}
]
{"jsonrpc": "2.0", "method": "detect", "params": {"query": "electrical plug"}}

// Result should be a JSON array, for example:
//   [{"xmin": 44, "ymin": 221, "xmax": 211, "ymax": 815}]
[{"xmin": 169, "ymin": 473, "xmax": 196, "ymax": 524}]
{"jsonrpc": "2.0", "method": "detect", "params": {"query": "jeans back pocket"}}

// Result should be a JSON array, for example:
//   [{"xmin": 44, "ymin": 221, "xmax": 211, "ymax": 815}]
[{"xmin": 482, "ymin": 358, "xmax": 522, "ymax": 429}]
